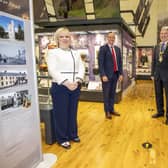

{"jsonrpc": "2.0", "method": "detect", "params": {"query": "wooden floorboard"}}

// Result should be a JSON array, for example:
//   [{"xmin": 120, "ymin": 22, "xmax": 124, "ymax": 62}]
[{"xmin": 41, "ymin": 80, "xmax": 168, "ymax": 168}]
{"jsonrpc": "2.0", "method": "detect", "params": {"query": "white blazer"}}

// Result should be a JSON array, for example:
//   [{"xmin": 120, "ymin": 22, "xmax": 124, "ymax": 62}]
[{"xmin": 47, "ymin": 48, "xmax": 85, "ymax": 84}]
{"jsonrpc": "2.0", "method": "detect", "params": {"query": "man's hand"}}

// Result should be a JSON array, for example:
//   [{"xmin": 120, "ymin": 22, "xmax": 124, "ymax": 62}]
[
  {"xmin": 102, "ymin": 76, "xmax": 108, "ymax": 82},
  {"xmin": 118, "ymin": 75, "xmax": 123, "ymax": 82}
]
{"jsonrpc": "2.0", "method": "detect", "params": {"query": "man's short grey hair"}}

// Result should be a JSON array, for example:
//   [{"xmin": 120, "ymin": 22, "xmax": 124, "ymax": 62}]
[{"xmin": 161, "ymin": 26, "xmax": 168, "ymax": 31}]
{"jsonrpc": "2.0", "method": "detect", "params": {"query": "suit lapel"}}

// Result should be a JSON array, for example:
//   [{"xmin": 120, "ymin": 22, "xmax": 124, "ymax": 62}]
[{"xmin": 164, "ymin": 43, "xmax": 168, "ymax": 54}]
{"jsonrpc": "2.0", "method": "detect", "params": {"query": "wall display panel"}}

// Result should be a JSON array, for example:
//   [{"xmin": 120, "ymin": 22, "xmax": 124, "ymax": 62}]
[
  {"xmin": 0, "ymin": 0, "xmax": 30, "ymax": 19},
  {"xmin": 94, "ymin": 0, "xmax": 120, "ymax": 18},
  {"xmin": 33, "ymin": 0, "xmax": 49, "ymax": 22},
  {"xmin": 0, "ymin": 0, "xmax": 42, "ymax": 167},
  {"xmin": 53, "ymin": 0, "xmax": 86, "ymax": 20},
  {"xmin": 136, "ymin": 46, "xmax": 153, "ymax": 77}
]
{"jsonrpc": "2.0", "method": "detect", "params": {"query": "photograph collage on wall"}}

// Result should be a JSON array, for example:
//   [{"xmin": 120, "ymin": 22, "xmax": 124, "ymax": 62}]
[
  {"xmin": 0, "ymin": 12, "xmax": 29, "ymax": 109},
  {"xmin": 0, "ymin": 1, "xmax": 42, "ymax": 168}
]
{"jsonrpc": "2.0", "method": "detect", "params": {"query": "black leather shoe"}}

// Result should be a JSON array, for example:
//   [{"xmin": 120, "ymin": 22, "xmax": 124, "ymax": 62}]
[
  {"xmin": 72, "ymin": 137, "xmax": 80, "ymax": 143},
  {"xmin": 152, "ymin": 113, "xmax": 164, "ymax": 118},
  {"xmin": 105, "ymin": 112, "xmax": 112, "ymax": 119},
  {"xmin": 110, "ymin": 111, "xmax": 120, "ymax": 116},
  {"xmin": 166, "ymin": 119, "xmax": 168, "ymax": 125}
]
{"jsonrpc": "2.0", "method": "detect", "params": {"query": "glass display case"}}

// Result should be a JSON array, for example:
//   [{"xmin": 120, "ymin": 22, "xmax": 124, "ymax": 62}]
[
  {"xmin": 122, "ymin": 30, "xmax": 135, "ymax": 89},
  {"xmin": 35, "ymin": 21, "xmax": 135, "ymax": 102}
]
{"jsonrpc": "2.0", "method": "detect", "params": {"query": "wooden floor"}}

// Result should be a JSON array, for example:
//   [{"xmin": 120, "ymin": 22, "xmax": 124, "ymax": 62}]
[{"xmin": 41, "ymin": 80, "xmax": 168, "ymax": 168}]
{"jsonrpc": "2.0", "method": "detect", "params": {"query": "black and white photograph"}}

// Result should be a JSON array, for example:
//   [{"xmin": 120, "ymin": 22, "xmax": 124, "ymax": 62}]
[
  {"xmin": 0, "ymin": 70, "xmax": 28, "ymax": 90},
  {"xmin": 0, "ymin": 42, "xmax": 26, "ymax": 65},
  {"xmin": 0, "ymin": 90, "xmax": 31, "ymax": 111}
]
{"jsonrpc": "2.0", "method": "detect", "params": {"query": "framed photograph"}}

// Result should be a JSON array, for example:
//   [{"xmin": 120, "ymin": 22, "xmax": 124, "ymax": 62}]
[{"xmin": 136, "ymin": 46, "xmax": 154, "ymax": 76}]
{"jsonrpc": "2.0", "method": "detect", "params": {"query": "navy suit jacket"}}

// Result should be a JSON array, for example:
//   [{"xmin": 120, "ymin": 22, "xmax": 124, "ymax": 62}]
[
  {"xmin": 152, "ymin": 44, "xmax": 168, "ymax": 82},
  {"xmin": 98, "ymin": 44, "xmax": 123, "ymax": 79}
]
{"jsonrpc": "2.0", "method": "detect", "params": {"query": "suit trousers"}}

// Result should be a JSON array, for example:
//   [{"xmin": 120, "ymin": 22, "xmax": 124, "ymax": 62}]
[
  {"xmin": 154, "ymin": 78, "xmax": 168, "ymax": 118},
  {"xmin": 50, "ymin": 83, "xmax": 80, "ymax": 144},
  {"xmin": 102, "ymin": 73, "xmax": 118, "ymax": 113}
]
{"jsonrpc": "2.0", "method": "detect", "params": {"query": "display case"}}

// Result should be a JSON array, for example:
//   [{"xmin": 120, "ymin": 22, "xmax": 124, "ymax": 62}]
[
  {"xmin": 35, "ymin": 18, "xmax": 135, "ymax": 102},
  {"xmin": 122, "ymin": 30, "xmax": 135, "ymax": 90}
]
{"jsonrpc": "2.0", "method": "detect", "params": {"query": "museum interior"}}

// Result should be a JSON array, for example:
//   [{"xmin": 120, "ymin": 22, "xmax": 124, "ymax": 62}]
[{"xmin": 1, "ymin": 0, "xmax": 168, "ymax": 168}]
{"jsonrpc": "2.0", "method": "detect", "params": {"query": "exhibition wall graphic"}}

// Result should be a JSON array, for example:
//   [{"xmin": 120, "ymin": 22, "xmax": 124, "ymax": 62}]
[
  {"xmin": 136, "ymin": 46, "xmax": 153, "ymax": 76},
  {"xmin": 0, "ymin": 0, "xmax": 30, "ymax": 19},
  {"xmin": 0, "ymin": 1, "xmax": 42, "ymax": 168},
  {"xmin": 94, "ymin": 0, "xmax": 120, "ymax": 18},
  {"xmin": 53, "ymin": 0, "xmax": 86, "ymax": 20}
]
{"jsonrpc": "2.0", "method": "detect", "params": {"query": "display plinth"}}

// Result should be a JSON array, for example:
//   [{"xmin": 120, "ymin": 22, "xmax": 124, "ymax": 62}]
[
  {"xmin": 80, "ymin": 89, "xmax": 122, "ymax": 103},
  {"xmin": 38, "ymin": 87, "xmax": 122, "ymax": 103},
  {"xmin": 36, "ymin": 153, "xmax": 57, "ymax": 168}
]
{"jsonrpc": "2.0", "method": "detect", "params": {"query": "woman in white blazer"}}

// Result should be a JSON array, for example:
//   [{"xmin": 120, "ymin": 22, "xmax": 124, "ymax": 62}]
[{"xmin": 47, "ymin": 27, "xmax": 85, "ymax": 149}]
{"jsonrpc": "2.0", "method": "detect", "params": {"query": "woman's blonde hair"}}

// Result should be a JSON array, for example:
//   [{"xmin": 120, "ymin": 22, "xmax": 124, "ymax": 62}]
[{"xmin": 54, "ymin": 27, "xmax": 70, "ymax": 45}]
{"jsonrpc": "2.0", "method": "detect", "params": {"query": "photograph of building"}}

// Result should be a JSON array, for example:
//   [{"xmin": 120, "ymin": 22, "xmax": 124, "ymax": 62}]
[{"xmin": 0, "ymin": 70, "xmax": 28, "ymax": 90}]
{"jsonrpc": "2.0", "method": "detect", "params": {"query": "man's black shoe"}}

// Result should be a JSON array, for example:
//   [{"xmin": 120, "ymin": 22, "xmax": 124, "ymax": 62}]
[
  {"xmin": 166, "ymin": 119, "xmax": 168, "ymax": 125},
  {"xmin": 152, "ymin": 113, "xmax": 164, "ymax": 118},
  {"xmin": 110, "ymin": 111, "xmax": 120, "ymax": 116},
  {"xmin": 105, "ymin": 112, "xmax": 112, "ymax": 119}
]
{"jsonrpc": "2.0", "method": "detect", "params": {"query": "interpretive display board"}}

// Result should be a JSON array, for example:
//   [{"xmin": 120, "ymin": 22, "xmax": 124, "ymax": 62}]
[
  {"xmin": 136, "ymin": 46, "xmax": 153, "ymax": 77},
  {"xmin": 0, "ymin": 1, "xmax": 42, "ymax": 168}
]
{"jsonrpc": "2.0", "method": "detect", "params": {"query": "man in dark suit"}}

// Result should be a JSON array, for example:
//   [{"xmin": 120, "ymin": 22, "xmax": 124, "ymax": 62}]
[
  {"xmin": 151, "ymin": 26, "xmax": 168, "ymax": 125},
  {"xmin": 98, "ymin": 32, "xmax": 123, "ymax": 119}
]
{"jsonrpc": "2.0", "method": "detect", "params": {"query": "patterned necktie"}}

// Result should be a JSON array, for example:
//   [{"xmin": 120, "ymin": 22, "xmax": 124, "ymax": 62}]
[
  {"xmin": 111, "ymin": 47, "xmax": 118, "ymax": 72},
  {"xmin": 161, "ymin": 42, "xmax": 165, "ymax": 52},
  {"xmin": 159, "ymin": 43, "xmax": 165, "ymax": 62}
]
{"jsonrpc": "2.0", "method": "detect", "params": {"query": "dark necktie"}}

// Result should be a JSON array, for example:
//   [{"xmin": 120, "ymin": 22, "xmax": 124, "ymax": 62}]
[{"xmin": 111, "ymin": 47, "xmax": 118, "ymax": 72}]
